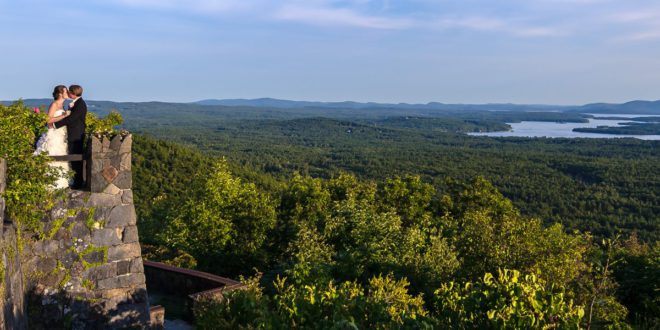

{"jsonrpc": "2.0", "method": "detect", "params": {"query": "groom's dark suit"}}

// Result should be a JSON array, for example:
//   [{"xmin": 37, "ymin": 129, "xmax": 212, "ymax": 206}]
[{"xmin": 54, "ymin": 98, "xmax": 87, "ymax": 188}]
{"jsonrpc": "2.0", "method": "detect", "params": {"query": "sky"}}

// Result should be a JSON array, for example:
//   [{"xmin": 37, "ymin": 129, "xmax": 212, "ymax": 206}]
[{"xmin": 1, "ymin": 0, "xmax": 659, "ymax": 105}]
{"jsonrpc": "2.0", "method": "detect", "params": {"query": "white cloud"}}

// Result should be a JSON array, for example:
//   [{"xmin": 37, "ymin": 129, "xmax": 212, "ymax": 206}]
[
  {"xmin": 273, "ymin": 5, "xmax": 412, "ymax": 29},
  {"xmin": 431, "ymin": 16, "xmax": 564, "ymax": 38},
  {"xmin": 609, "ymin": 10, "xmax": 660, "ymax": 24},
  {"xmin": 604, "ymin": 6, "xmax": 660, "ymax": 42},
  {"xmin": 621, "ymin": 31, "xmax": 660, "ymax": 41},
  {"xmin": 106, "ymin": 0, "xmax": 650, "ymax": 39},
  {"xmin": 110, "ymin": 0, "xmax": 255, "ymax": 13}
]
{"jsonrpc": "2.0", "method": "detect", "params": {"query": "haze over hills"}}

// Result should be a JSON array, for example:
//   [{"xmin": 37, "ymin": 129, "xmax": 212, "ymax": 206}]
[
  {"xmin": 194, "ymin": 98, "xmax": 569, "ymax": 111},
  {"xmin": 5, "ymin": 98, "xmax": 660, "ymax": 115},
  {"xmin": 574, "ymin": 100, "xmax": 660, "ymax": 114},
  {"xmin": 194, "ymin": 98, "xmax": 660, "ymax": 114}
]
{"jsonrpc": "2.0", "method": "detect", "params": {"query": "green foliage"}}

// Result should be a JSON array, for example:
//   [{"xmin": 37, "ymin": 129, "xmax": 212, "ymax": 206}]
[
  {"xmin": 283, "ymin": 227, "xmax": 335, "ymax": 287},
  {"xmin": 128, "ymin": 134, "xmax": 653, "ymax": 327},
  {"xmin": 194, "ymin": 274, "xmax": 273, "ymax": 329},
  {"xmin": 0, "ymin": 101, "xmax": 57, "ymax": 234},
  {"xmin": 434, "ymin": 269, "xmax": 585, "ymax": 329},
  {"xmin": 439, "ymin": 177, "xmax": 591, "ymax": 288},
  {"xmin": 573, "ymin": 122, "xmax": 660, "ymax": 135},
  {"xmin": 161, "ymin": 160, "xmax": 276, "ymax": 274},
  {"xmin": 86, "ymin": 110, "xmax": 124, "ymax": 136},
  {"xmin": 272, "ymin": 173, "xmax": 460, "ymax": 295},
  {"xmin": 378, "ymin": 175, "xmax": 435, "ymax": 227},
  {"xmin": 132, "ymin": 134, "xmax": 218, "ymax": 245},
  {"xmin": 195, "ymin": 273, "xmax": 430, "ymax": 329},
  {"xmin": 141, "ymin": 244, "xmax": 198, "ymax": 269},
  {"xmin": 133, "ymin": 116, "xmax": 659, "ymax": 242},
  {"xmin": 579, "ymin": 237, "xmax": 631, "ymax": 329},
  {"xmin": 613, "ymin": 236, "xmax": 660, "ymax": 327}
]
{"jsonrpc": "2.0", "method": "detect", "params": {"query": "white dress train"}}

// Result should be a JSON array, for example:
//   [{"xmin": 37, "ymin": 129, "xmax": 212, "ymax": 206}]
[{"xmin": 33, "ymin": 110, "xmax": 72, "ymax": 190}]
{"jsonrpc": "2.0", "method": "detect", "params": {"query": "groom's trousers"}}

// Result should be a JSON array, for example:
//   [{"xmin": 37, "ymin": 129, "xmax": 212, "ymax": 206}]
[{"xmin": 68, "ymin": 139, "xmax": 84, "ymax": 187}]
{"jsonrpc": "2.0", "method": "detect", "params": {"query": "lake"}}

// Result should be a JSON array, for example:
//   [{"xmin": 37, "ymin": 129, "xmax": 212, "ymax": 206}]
[{"xmin": 469, "ymin": 114, "xmax": 660, "ymax": 140}]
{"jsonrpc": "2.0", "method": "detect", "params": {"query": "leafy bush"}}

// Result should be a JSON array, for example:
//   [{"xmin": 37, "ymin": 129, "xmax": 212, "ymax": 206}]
[
  {"xmin": 161, "ymin": 160, "xmax": 276, "ymax": 274},
  {"xmin": 440, "ymin": 177, "xmax": 591, "ymax": 287},
  {"xmin": 130, "ymin": 137, "xmax": 647, "ymax": 327},
  {"xmin": 614, "ymin": 237, "xmax": 660, "ymax": 327},
  {"xmin": 434, "ymin": 268, "xmax": 585, "ymax": 329},
  {"xmin": 195, "ymin": 273, "xmax": 430, "ymax": 329},
  {"xmin": 0, "ymin": 101, "xmax": 57, "ymax": 234},
  {"xmin": 194, "ymin": 274, "xmax": 275, "ymax": 329},
  {"xmin": 86, "ymin": 110, "xmax": 124, "ymax": 137}
]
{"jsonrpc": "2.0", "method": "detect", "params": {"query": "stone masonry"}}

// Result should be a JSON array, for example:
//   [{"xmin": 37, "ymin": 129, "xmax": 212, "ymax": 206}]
[
  {"xmin": 1, "ymin": 158, "xmax": 29, "ymax": 330},
  {"xmin": 1, "ymin": 133, "xmax": 151, "ymax": 329},
  {"xmin": 87, "ymin": 134, "xmax": 132, "ymax": 194}
]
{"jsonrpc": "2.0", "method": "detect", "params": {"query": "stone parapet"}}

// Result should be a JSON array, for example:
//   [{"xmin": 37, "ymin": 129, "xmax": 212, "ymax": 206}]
[
  {"xmin": 87, "ymin": 134, "xmax": 132, "ymax": 193},
  {"xmin": 0, "ymin": 133, "xmax": 151, "ymax": 328},
  {"xmin": 22, "ymin": 187, "xmax": 150, "ymax": 328}
]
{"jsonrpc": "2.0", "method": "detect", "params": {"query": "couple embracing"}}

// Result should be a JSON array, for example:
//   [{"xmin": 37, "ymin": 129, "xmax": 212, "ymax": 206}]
[{"xmin": 34, "ymin": 84, "xmax": 87, "ymax": 190}]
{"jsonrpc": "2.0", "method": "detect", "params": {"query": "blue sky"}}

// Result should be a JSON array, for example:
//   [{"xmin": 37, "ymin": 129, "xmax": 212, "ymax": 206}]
[{"xmin": 1, "ymin": 0, "xmax": 659, "ymax": 104}]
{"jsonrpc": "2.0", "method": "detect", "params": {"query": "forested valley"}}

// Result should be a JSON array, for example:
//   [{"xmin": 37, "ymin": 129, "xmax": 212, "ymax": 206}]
[
  {"xmin": 4, "ymin": 99, "xmax": 656, "ymax": 328},
  {"xmin": 125, "ymin": 103, "xmax": 658, "ymax": 328}
]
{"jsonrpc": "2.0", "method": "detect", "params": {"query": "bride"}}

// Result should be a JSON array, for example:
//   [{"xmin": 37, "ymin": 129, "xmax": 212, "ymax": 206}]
[{"xmin": 34, "ymin": 85, "xmax": 72, "ymax": 189}]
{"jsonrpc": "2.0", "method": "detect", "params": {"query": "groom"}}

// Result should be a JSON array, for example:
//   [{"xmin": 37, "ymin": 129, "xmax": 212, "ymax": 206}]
[{"xmin": 52, "ymin": 85, "xmax": 87, "ymax": 189}]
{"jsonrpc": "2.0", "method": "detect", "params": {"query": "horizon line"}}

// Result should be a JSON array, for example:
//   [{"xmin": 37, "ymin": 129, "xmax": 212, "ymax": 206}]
[{"xmin": 4, "ymin": 97, "xmax": 660, "ymax": 108}]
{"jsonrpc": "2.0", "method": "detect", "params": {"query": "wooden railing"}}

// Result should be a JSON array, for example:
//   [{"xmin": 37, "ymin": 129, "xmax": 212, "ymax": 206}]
[{"xmin": 50, "ymin": 154, "xmax": 85, "ymax": 162}]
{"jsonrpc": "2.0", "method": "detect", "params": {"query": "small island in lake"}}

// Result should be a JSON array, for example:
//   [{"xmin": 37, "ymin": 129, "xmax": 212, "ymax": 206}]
[{"xmin": 573, "ymin": 122, "xmax": 660, "ymax": 135}]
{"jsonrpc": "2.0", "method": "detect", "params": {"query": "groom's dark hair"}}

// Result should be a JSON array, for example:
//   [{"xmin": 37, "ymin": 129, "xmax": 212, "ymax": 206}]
[{"xmin": 69, "ymin": 85, "xmax": 83, "ymax": 97}]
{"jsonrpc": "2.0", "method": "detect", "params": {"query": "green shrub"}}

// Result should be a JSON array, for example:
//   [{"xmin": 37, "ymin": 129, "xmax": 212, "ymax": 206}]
[
  {"xmin": 0, "ymin": 101, "xmax": 56, "ymax": 234},
  {"xmin": 434, "ymin": 268, "xmax": 585, "ymax": 329},
  {"xmin": 195, "ymin": 273, "xmax": 430, "ymax": 329},
  {"xmin": 86, "ymin": 110, "xmax": 124, "ymax": 137}
]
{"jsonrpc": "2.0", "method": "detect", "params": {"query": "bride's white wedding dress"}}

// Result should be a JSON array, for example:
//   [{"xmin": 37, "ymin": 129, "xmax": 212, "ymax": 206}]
[{"xmin": 34, "ymin": 109, "xmax": 71, "ymax": 189}]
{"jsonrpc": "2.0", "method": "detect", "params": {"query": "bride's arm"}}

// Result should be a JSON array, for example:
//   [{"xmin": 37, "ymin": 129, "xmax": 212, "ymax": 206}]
[
  {"xmin": 48, "ymin": 111, "xmax": 70, "ymax": 124},
  {"xmin": 46, "ymin": 102, "xmax": 69, "ymax": 124}
]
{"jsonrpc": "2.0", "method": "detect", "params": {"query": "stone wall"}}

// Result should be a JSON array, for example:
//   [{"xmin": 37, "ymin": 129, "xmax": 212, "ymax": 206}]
[
  {"xmin": 87, "ymin": 134, "xmax": 132, "ymax": 194},
  {"xmin": 1, "ymin": 158, "xmax": 30, "ymax": 330},
  {"xmin": 0, "ymin": 134, "xmax": 152, "ymax": 329},
  {"xmin": 2, "ymin": 223, "xmax": 27, "ymax": 330},
  {"xmin": 25, "ymin": 134, "xmax": 149, "ymax": 328}
]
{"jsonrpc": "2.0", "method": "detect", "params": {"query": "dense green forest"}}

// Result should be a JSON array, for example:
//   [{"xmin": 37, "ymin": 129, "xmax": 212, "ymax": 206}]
[
  {"xmin": 3, "ymin": 100, "xmax": 658, "ymax": 328},
  {"xmin": 131, "ymin": 135, "xmax": 658, "ymax": 328},
  {"xmin": 122, "ymin": 100, "xmax": 658, "ymax": 327},
  {"xmin": 574, "ymin": 123, "xmax": 660, "ymax": 135},
  {"xmin": 132, "ymin": 117, "xmax": 659, "ymax": 242}
]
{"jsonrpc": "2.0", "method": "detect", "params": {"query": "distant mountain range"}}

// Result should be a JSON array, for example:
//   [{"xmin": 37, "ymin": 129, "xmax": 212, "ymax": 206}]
[
  {"xmin": 194, "ymin": 98, "xmax": 569, "ymax": 112},
  {"xmin": 4, "ymin": 98, "xmax": 660, "ymax": 115},
  {"xmin": 574, "ymin": 100, "xmax": 660, "ymax": 114},
  {"xmin": 195, "ymin": 98, "xmax": 660, "ymax": 114}
]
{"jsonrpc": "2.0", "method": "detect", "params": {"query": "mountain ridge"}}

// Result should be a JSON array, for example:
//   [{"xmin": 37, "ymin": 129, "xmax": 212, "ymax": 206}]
[
  {"xmin": 195, "ymin": 98, "xmax": 660, "ymax": 114},
  {"xmin": 4, "ymin": 98, "xmax": 660, "ymax": 114}
]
